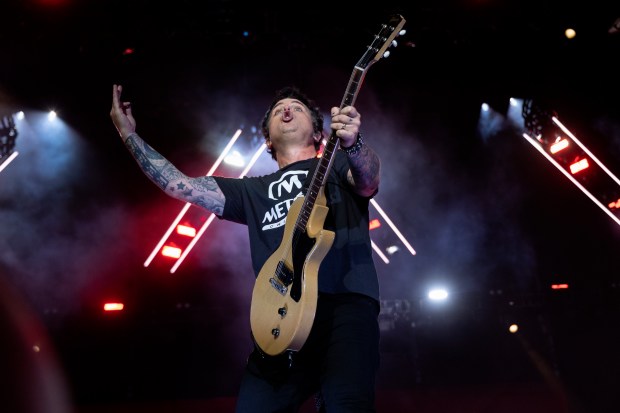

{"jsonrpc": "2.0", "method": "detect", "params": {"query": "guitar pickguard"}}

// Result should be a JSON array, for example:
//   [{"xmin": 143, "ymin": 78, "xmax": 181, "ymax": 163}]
[{"xmin": 290, "ymin": 231, "xmax": 316, "ymax": 302}]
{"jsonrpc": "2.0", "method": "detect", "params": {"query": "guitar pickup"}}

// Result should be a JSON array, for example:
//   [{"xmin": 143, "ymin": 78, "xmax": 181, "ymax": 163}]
[
  {"xmin": 276, "ymin": 262, "xmax": 294, "ymax": 286},
  {"xmin": 269, "ymin": 277, "xmax": 287, "ymax": 296}
]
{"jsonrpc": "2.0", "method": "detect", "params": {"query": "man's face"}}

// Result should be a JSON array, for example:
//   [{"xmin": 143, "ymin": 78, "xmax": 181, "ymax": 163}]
[{"xmin": 268, "ymin": 98, "xmax": 315, "ymax": 144}]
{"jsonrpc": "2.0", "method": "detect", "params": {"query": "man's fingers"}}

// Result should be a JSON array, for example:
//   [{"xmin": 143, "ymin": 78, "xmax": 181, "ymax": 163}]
[
  {"xmin": 112, "ymin": 85, "xmax": 118, "ymax": 105},
  {"xmin": 112, "ymin": 84, "xmax": 123, "ymax": 107}
]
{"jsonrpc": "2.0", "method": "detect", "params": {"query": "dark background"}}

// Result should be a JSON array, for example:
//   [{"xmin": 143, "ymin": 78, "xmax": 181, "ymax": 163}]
[{"xmin": 1, "ymin": 1, "xmax": 620, "ymax": 412}]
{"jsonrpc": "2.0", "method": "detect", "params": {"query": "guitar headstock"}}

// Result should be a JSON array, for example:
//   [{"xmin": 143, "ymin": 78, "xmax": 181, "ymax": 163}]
[{"xmin": 357, "ymin": 14, "xmax": 406, "ymax": 71}]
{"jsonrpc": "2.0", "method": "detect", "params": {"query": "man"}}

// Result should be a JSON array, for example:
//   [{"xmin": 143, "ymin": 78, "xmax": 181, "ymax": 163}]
[{"xmin": 110, "ymin": 83, "xmax": 382, "ymax": 412}]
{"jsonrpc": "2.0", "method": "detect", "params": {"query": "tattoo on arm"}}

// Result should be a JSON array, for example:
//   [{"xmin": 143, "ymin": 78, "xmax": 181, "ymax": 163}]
[
  {"xmin": 125, "ymin": 134, "xmax": 226, "ymax": 215},
  {"xmin": 346, "ymin": 144, "xmax": 381, "ymax": 197}
]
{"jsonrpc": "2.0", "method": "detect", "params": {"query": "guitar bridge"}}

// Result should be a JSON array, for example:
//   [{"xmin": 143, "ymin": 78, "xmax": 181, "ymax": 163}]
[{"xmin": 269, "ymin": 277, "xmax": 287, "ymax": 296}]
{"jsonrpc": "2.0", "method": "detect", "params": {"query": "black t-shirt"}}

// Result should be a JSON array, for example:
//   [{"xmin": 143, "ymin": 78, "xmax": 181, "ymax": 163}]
[{"xmin": 213, "ymin": 151, "xmax": 379, "ymax": 301}]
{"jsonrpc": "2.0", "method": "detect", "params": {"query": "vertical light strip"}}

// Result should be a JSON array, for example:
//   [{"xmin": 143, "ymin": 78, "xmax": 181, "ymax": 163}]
[
  {"xmin": 170, "ymin": 143, "xmax": 267, "ymax": 273},
  {"xmin": 0, "ymin": 151, "xmax": 19, "ymax": 173},
  {"xmin": 144, "ymin": 129, "xmax": 243, "ymax": 267},
  {"xmin": 522, "ymin": 132, "xmax": 620, "ymax": 226},
  {"xmin": 370, "ymin": 199, "xmax": 417, "ymax": 255},
  {"xmin": 552, "ymin": 117, "xmax": 620, "ymax": 187},
  {"xmin": 239, "ymin": 143, "xmax": 268, "ymax": 178},
  {"xmin": 371, "ymin": 240, "xmax": 390, "ymax": 264},
  {"xmin": 205, "ymin": 129, "xmax": 245, "ymax": 177}
]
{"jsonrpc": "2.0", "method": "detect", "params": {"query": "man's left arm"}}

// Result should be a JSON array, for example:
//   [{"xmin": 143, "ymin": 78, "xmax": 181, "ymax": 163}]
[
  {"xmin": 344, "ymin": 135, "xmax": 381, "ymax": 198},
  {"xmin": 331, "ymin": 105, "xmax": 381, "ymax": 197}
]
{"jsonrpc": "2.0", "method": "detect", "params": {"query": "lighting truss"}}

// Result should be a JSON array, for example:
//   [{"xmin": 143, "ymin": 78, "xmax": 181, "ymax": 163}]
[
  {"xmin": 143, "ymin": 129, "xmax": 243, "ymax": 267},
  {"xmin": 169, "ymin": 143, "xmax": 267, "ymax": 273},
  {"xmin": 0, "ymin": 114, "xmax": 18, "ymax": 172},
  {"xmin": 521, "ymin": 101, "xmax": 620, "ymax": 227}
]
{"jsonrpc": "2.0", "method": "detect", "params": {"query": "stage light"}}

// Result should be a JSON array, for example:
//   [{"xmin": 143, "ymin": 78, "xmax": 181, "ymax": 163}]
[
  {"xmin": 569, "ymin": 158, "xmax": 589, "ymax": 174},
  {"xmin": 161, "ymin": 245, "xmax": 182, "ymax": 259},
  {"xmin": 549, "ymin": 138, "xmax": 569, "ymax": 154},
  {"xmin": 551, "ymin": 283, "xmax": 569, "ymax": 290},
  {"xmin": 0, "ymin": 151, "xmax": 18, "ymax": 173},
  {"xmin": 371, "ymin": 241, "xmax": 390, "ymax": 264},
  {"xmin": 103, "ymin": 303, "xmax": 124, "ymax": 312},
  {"xmin": 609, "ymin": 198, "xmax": 620, "ymax": 209},
  {"xmin": 428, "ymin": 288, "xmax": 448, "ymax": 301},
  {"xmin": 224, "ymin": 150, "xmax": 245, "ymax": 167},
  {"xmin": 509, "ymin": 324, "xmax": 518, "ymax": 333},
  {"xmin": 369, "ymin": 218, "xmax": 381, "ymax": 230},
  {"xmin": 176, "ymin": 224, "xmax": 196, "ymax": 237}
]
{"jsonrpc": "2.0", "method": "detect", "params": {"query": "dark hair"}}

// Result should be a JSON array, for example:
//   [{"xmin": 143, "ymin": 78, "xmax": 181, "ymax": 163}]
[{"xmin": 261, "ymin": 86, "xmax": 324, "ymax": 160}]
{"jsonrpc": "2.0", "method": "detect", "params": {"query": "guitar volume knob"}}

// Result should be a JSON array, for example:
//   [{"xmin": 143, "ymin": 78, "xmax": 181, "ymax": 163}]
[
  {"xmin": 278, "ymin": 306, "xmax": 287, "ymax": 317},
  {"xmin": 271, "ymin": 328, "xmax": 280, "ymax": 337}
]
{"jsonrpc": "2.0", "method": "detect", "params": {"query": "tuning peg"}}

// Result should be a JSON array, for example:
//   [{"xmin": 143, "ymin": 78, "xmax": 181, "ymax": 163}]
[{"xmin": 383, "ymin": 50, "xmax": 391, "ymax": 59}]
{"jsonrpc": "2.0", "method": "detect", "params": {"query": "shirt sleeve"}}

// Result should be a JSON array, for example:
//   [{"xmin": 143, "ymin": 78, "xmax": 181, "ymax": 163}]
[{"xmin": 212, "ymin": 176, "xmax": 248, "ymax": 225}]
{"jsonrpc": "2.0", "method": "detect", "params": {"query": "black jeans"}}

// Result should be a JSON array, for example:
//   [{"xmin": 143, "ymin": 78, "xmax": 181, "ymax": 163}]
[{"xmin": 235, "ymin": 293, "xmax": 380, "ymax": 413}]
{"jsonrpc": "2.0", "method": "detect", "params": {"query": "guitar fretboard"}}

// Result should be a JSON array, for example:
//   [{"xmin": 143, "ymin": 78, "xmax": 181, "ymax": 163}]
[
  {"xmin": 294, "ymin": 67, "xmax": 367, "ymax": 233},
  {"xmin": 292, "ymin": 14, "xmax": 406, "ymax": 233}
]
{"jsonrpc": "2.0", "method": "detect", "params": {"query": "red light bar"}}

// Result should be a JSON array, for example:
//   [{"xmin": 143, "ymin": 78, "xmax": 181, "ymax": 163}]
[
  {"xmin": 369, "ymin": 219, "xmax": 381, "ymax": 230},
  {"xmin": 569, "ymin": 158, "xmax": 589, "ymax": 174},
  {"xmin": 551, "ymin": 284, "xmax": 569, "ymax": 290},
  {"xmin": 162, "ymin": 245, "xmax": 182, "ymax": 258},
  {"xmin": 550, "ymin": 138, "xmax": 569, "ymax": 154},
  {"xmin": 103, "ymin": 303, "xmax": 124, "ymax": 311},
  {"xmin": 176, "ymin": 224, "xmax": 196, "ymax": 237}
]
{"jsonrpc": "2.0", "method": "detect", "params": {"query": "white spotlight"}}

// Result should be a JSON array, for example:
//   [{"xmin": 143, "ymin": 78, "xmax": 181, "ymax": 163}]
[{"xmin": 428, "ymin": 288, "xmax": 448, "ymax": 301}]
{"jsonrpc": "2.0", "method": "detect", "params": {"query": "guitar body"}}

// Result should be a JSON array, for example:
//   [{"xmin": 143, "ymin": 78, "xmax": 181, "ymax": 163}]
[{"xmin": 250, "ymin": 189, "xmax": 335, "ymax": 356}]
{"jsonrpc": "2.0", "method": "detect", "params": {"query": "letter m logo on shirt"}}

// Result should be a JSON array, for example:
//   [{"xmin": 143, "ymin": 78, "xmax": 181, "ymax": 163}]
[{"xmin": 267, "ymin": 170, "xmax": 308, "ymax": 200}]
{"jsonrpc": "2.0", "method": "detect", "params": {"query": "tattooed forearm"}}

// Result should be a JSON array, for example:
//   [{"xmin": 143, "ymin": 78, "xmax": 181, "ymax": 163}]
[
  {"xmin": 125, "ymin": 135, "xmax": 170, "ymax": 190},
  {"xmin": 124, "ymin": 133, "xmax": 226, "ymax": 214},
  {"xmin": 184, "ymin": 176, "xmax": 225, "ymax": 215},
  {"xmin": 346, "ymin": 143, "xmax": 381, "ymax": 197}
]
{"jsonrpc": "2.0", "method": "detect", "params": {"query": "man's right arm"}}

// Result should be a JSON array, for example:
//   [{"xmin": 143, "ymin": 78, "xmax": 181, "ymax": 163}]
[
  {"xmin": 124, "ymin": 133, "xmax": 226, "ymax": 215},
  {"xmin": 110, "ymin": 84, "xmax": 226, "ymax": 215}
]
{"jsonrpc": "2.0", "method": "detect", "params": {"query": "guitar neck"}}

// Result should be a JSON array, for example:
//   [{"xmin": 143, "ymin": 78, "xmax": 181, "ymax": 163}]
[
  {"xmin": 295, "ymin": 67, "xmax": 368, "ymax": 233},
  {"xmin": 293, "ymin": 14, "xmax": 406, "ymax": 233}
]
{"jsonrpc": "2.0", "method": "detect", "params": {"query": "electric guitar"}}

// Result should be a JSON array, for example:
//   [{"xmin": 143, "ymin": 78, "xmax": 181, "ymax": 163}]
[{"xmin": 250, "ymin": 14, "xmax": 407, "ymax": 356}]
